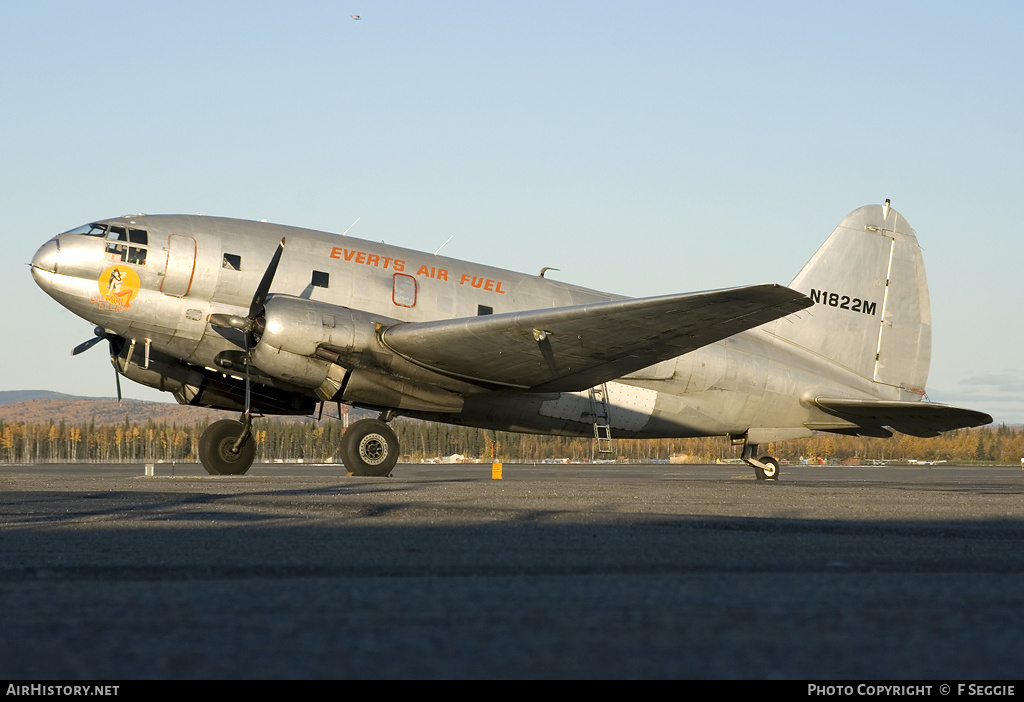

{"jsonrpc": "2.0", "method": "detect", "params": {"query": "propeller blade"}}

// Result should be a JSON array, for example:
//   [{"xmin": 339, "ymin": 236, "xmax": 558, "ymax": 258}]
[
  {"xmin": 108, "ymin": 338, "xmax": 123, "ymax": 403},
  {"xmin": 72, "ymin": 328, "xmax": 126, "ymax": 403},
  {"xmin": 113, "ymin": 361, "xmax": 122, "ymax": 403},
  {"xmin": 71, "ymin": 335, "xmax": 104, "ymax": 356},
  {"xmin": 248, "ymin": 238, "xmax": 286, "ymax": 320}
]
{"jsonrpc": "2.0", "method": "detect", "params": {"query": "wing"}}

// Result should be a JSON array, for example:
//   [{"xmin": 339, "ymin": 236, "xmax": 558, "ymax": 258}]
[
  {"xmin": 381, "ymin": 284, "xmax": 812, "ymax": 392},
  {"xmin": 813, "ymin": 398, "xmax": 993, "ymax": 437}
]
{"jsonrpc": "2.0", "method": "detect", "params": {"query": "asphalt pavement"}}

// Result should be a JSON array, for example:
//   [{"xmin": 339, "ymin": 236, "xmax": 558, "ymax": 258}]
[{"xmin": 1, "ymin": 462, "xmax": 1023, "ymax": 679}]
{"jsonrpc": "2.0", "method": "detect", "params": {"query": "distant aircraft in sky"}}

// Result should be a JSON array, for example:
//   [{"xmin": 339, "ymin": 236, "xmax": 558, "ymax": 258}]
[{"xmin": 30, "ymin": 202, "xmax": 991, "ymax": 478}]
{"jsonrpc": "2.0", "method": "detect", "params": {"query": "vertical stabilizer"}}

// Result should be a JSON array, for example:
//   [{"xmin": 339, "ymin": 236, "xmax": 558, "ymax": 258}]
[{"xmin": 779, "ymin": 203, "xmax": 931, "ymax": 397}]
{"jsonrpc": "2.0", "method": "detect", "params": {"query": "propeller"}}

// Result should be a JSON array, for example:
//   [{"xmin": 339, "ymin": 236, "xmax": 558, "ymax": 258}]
[
  {"xmin": 208, "ymin": 238, "xmax": 286, "ymax": 449},
  {"xmin": 71, "ymin": 326, "xmax": 124, "ymax": 402}
]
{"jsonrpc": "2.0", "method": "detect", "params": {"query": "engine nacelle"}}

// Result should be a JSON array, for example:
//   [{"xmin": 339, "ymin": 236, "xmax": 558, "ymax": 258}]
[
  {"xmin": 116, "ymin": 341, "xmax": 314, "ymax": 414},
  {"xmin": 250, "ymin": 295, "xmax": 465, "ymax": 412},
  {"xmin": 116, "ymin": 343, "xmax": 204, "ymax": 396},
  {"xmin": 249, "ymin": 295, "xmax": 381, "ymax": 400}
]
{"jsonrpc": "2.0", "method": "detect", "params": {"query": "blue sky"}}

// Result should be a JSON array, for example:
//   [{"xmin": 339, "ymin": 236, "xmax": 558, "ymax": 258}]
[{"xmin": 3, "ymin": 1, "xmax": 1022, "ymax": 422}]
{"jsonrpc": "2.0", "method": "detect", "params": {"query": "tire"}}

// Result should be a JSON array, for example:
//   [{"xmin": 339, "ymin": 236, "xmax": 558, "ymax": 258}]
[
  {"xmin": 756, "ymin": 455, "xmax": 780, "ymax": 481},
  {"xmin": 341, "ymin": 419, "xmax": 399, "ymax": 477},
  {"xmin": 199, "ymin": 419, "xmax": 255, "ymax": 475}
]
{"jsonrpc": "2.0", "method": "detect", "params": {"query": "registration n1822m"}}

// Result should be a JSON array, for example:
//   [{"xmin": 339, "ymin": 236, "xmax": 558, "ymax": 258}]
[{"xmin": 809, "ymin": 288, "xmax": 877, "ymax": 315}]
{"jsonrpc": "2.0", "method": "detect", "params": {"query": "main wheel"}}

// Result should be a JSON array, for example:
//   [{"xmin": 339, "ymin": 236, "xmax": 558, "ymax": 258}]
[
  {"xmin": 756, "ymin": 455, "xmax": 780, "ymax": 481},
  {"xmin": 340, "ymin": 419, "xmax": 399, "ymax": 477},
  {"xmin": 199, "ymin": 419, "xmax": 256, "ymax": 475}
]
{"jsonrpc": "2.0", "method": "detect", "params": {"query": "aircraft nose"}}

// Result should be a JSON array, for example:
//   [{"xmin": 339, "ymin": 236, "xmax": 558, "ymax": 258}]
[{"xmin": 32, "ymin": 237, "xmax": 59, "ymax": 275}]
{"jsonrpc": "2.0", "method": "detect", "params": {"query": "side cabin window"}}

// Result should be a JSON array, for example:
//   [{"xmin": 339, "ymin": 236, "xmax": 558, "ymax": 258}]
[
  {"xmin": 223, "ymin": 253, "xmax": 241, "ymax": 270},
  {"xmin": 477, "ymin": 305, "xmax": 493, "ymax": 316},
  {"xmin": 311, "ymin": 270, "xmax": 329, "ymax": 288},
  {"xmin": 393, "ymin": 273, "xmax": 417, "ymax": 308}
]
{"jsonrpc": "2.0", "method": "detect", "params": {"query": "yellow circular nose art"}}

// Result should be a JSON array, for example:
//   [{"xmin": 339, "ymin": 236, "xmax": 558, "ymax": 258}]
[{"xmin": 97, "ymin": 265, "xmax": 140, "ymax": 310}]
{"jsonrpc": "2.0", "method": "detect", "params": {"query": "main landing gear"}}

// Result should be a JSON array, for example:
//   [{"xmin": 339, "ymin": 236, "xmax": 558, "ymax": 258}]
[
  {"xmin": 196, "ymin": 409, "xmax": 401, "ymax": 477},
  {"xmin": 199, "ymin": 418, "xmax": 255, "ymax": 475},
  {"xmin": 741, "ymin": 440, "xmax": 780, "ymax": 481},
  {"xmin": 338, "ymin": 417, "xmax": 400, "ymax": 477}
]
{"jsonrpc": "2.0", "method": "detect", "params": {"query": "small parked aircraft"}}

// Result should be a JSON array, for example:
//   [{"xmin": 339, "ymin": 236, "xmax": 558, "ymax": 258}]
[{"xmin": 30, "ymin": 201, "xmax": 991, "ymax": 478}]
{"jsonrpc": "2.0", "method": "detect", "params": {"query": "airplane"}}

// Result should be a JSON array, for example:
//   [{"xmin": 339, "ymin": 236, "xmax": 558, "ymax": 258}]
[{"xmin": 30, "ymin": 201, "xmax": 992, "ymax": 479}]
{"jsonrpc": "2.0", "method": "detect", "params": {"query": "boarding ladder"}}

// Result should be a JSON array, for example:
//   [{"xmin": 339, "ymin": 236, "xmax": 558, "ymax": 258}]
[{"xmin": 589, "ymin": 384, "xmax": 614, "ymax": 454}]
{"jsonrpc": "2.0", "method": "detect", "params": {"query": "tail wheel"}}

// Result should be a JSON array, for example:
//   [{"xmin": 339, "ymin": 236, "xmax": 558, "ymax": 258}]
[
  {"xmin": 199, "ymin": 419, "xmax": 256, "ymax": 475},
  {"xmin": 341, "ymin": 419, "xmax": 399, "ymax": 477},
  {"xmin": 756, "ymin": 456, "xmax": 780, "ymax": 481}
]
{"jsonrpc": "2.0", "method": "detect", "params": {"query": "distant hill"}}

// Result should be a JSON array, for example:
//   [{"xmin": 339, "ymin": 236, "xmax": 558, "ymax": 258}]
[
  {"xmin": 0, "ymin": 391, "xmax": 365, "ymax": 427},
  {"xmin": 0, "ymin": 395, "xmax": 236, "ymax": 426},
  {"xmin": 0, "ymin": 390, "xmax": 97, "ymax": 405}
]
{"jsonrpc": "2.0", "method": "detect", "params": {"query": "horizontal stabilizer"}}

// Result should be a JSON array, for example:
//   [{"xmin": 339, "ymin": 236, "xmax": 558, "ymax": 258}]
[
  {"xmin": 813, "ymin": 398, "xmax": 993, "ymax": 438},
  {"xmin": 382, "ymin": 284, "xmax": 812, "ymax": 392}
]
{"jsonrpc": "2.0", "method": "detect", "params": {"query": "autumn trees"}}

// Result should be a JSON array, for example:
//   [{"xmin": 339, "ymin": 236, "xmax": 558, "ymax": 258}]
[{"xmin": 1, "ymin": 416, "xmax": 1021, "ymax": 465}]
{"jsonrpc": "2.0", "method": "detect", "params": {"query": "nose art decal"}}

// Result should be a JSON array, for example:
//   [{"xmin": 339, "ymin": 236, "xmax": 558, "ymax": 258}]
[{"xmin": 95, "ymin": 265, "xmax": 140, "ymax": 310}]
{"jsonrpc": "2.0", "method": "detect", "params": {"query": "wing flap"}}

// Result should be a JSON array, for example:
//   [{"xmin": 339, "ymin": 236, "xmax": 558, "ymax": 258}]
[
  {"xmin": 381, "ymin": 284, "xmax": 812, "ymax": 392},
  {"xmin": 813, "ymin": 398, "xmax": 993, "ymax": 437}
]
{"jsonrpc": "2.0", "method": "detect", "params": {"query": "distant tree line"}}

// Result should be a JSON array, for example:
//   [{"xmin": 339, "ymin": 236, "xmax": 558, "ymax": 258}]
[{"xmin": 1, "ymin": 416, "xmax": 1022, "ymax": 465}]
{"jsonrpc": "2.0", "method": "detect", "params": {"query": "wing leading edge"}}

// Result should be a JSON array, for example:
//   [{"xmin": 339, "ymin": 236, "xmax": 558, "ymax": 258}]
[
  {"xmin": 381, "ymin": 284, "xmax": 812, "ymax": 392},
  {"xmin": 813, "ymin": 398, "xmax": 993, "ymax": 438}
]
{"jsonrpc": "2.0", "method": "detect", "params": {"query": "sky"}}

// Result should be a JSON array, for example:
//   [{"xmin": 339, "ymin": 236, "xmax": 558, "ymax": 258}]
[{"xmin": 2, "ymin": 1, "xmax": 1022, "ymax": 423}]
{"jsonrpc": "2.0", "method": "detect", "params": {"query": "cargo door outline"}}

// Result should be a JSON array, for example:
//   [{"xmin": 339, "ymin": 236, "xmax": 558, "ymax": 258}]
[{"xmin": 162, "ymin": 234, "xmax": 197, "ymax": 297}]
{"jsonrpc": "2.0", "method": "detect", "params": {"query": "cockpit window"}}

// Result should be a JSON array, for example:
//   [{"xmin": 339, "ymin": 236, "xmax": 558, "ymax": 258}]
[
  {"xmin": 102, "ymin": 225, "xmax": 150, "ymax": 265},
  {"xmin": 106, "ymin": 242, "xmax": 127, "ymax": 261},
  {"xmin": 64, "ymin": 223, "xmax": 107, "ymax": 237},
  {"xmin": 64, "ymin": 221, "xmax": 151, "ymax": 265},
  {"xmin": 107, "ymin": 226, "xmax": 128, "ymax": 242}
]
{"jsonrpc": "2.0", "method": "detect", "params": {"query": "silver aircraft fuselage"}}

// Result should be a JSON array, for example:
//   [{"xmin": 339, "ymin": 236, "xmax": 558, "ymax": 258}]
[
  {"xmin": 31, "ymin": 212, "xmax": 908, "ymax": 445},
  {"xmin": 33, "ymin": 202, "xmax": 995, "ymax": 478}
]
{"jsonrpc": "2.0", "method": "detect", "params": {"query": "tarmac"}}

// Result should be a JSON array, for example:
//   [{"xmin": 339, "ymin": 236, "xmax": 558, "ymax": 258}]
[{"xmin": 2, "ymin": 461, "xmax": 1023, "ymax": 679}]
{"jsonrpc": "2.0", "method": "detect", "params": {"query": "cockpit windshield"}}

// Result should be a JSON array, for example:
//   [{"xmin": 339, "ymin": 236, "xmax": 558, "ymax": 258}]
[{"xmin": 64, "ymin": 223, "xmax": 107, "ymax": 237}]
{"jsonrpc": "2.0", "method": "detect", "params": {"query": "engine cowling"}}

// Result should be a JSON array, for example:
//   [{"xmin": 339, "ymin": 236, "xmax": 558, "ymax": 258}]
[{"xmin": 249, "ymin": 295, "xmax": 466, "ymax": 412}]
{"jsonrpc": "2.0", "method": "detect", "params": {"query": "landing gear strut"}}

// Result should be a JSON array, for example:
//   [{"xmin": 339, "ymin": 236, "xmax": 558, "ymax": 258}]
[
  {"xmin": 741, "ymin": 441, "xmax": 780, "ymax": 481},
  {"xmin": 339, "ymin": 417, "xmax": 400, "ymax": 477}
]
